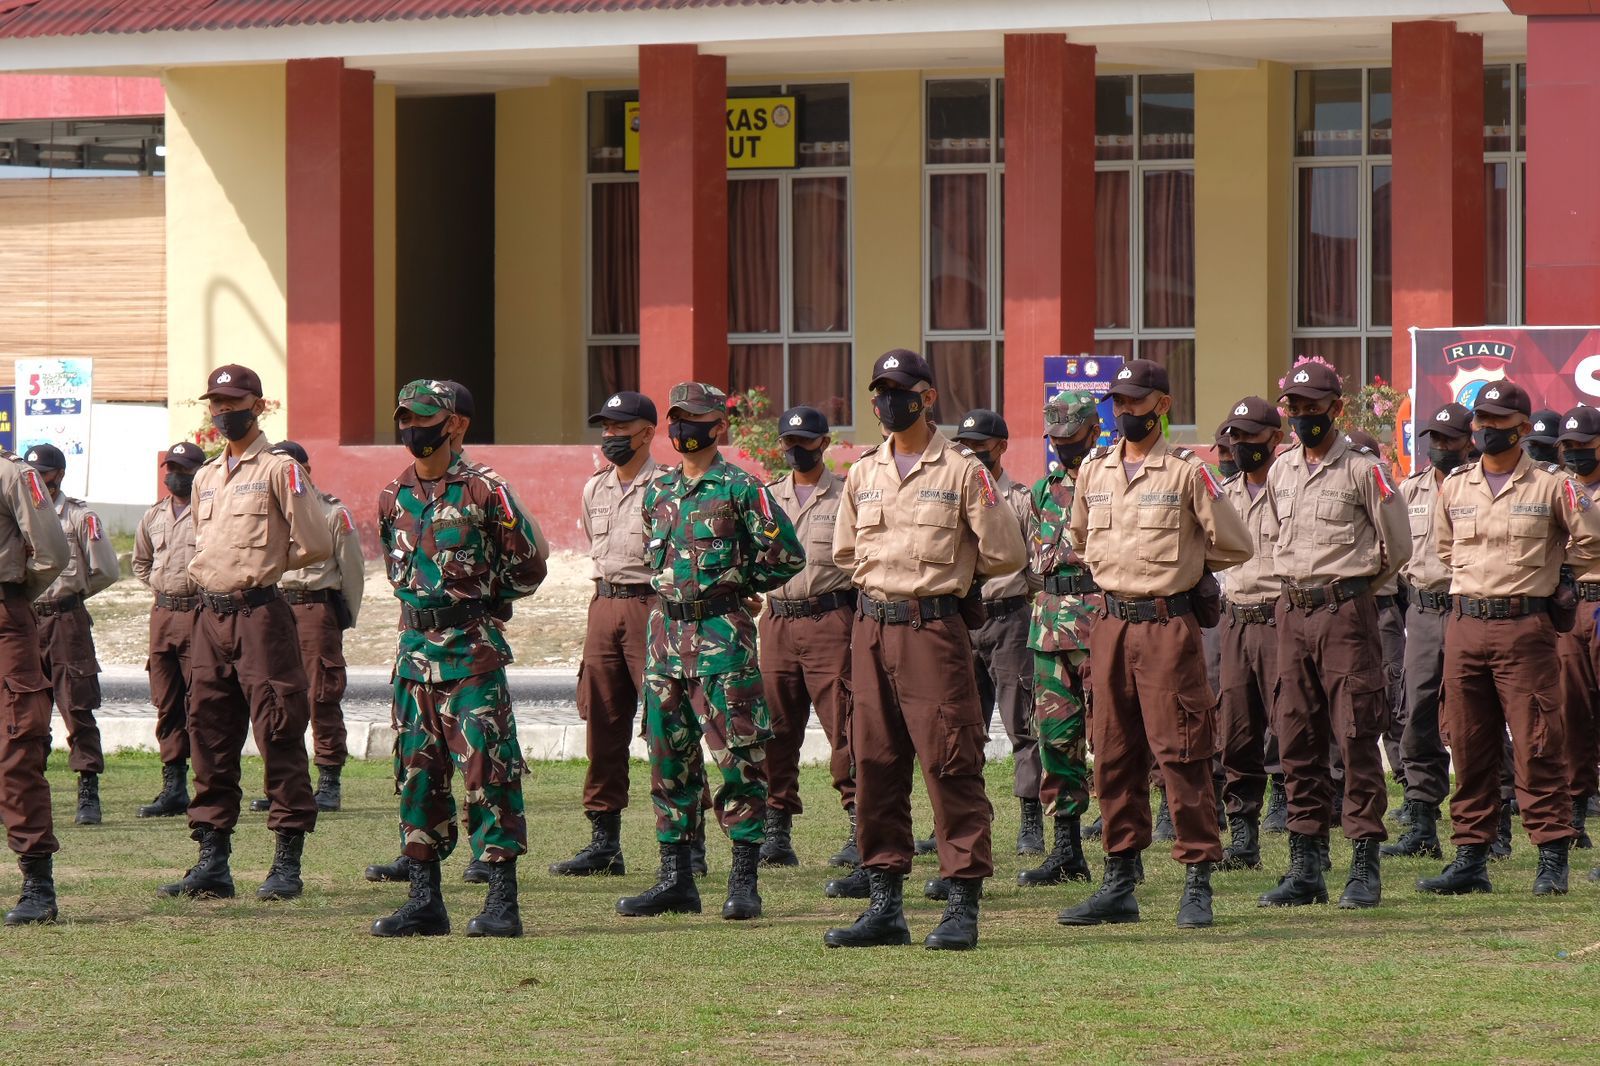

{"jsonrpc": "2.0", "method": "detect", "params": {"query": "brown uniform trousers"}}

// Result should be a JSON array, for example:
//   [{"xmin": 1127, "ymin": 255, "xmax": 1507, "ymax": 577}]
[
  {"xmin": 759, "ymin": 606, "xmax": 855, "ymax": 814},
  {"xmin": 1219, "ymin": 608, "xmax": 1279, "ymax": 820},
  {"xmin": 575, "ymin": 590, "xmax": 650, "ymax": 812},
  {"xmin": 37, "ymin": 605, "xmax": 102, "ymax": 774},
  {"xmin": 852, "ymin": 615, "xmax": 993, "ymax": 880},
  {"xmin": 1378, "ymin": 600, "xmax": 1407, "ymax": 779},
  {"xmin": 1399, "ymin": 600, "xmax": 1452, "ymax": 805},
  {"xmin": 147, "ymin": 604, "xmax": 194, "ymax": 765},
  {"xmin": 187, "ymin": 596, "xmax": 317, "ymax": 834},
  {"xmin": 971, "ymin": 606, "xmax": 1039, "ymax": 799},
  {"xmin": 291, "ymin": 600, "xmax": 348, "ymax": 767},
  {"xmin": 0, "ymin": 589, "xmax": 57, "ymax": 856},
  {"xmin": 1557, "ymin": 599, "xmax": 1600, "ymax": 803}
]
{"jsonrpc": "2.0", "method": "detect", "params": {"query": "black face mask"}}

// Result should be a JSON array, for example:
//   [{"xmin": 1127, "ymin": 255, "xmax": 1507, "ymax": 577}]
[
  {"xmin": 1051, "ymin": 437, "xmax": 1092, "ymax": 472},
  {"xmin": 601, "ymin": 434, "xmax": 640, "ymax": 467},
  {"xmin": 1427, "ymin": 445, "xmax": 1466, "ymax": 475},
  {"xmin": 1217, "ymin": 459, "xmax": 1241, "ymax": 479},
  {"xmin": 785, "ymin": 444, "xmax": 823, "ymax": 474},
  {"xmin": 873, "ymin": 389, "xmax": 925, "ymax": 433},
  {"xmin": 966, "ymin": 446, "xmax": 1000, "ymax": 472},
  {"xmin": 400, "ymin": 421, "xmax": 450, "ymax": 459},
  {"xmin": 1289, "ymin": 412, "xmax": 1334, "ymax": 447},
  {"xmin": 1474, "ymin": 425, "xmax": 1522, "ymax": 456},
  {"xmin": 1565, "ymin": 448, "xmax": 1600, "ymax": 479},
  {"xmin": 164, "ymin": 471, "xmax": 194, "ymax": 499},
  {"xmin": 1231, "ymin": 441, "xmax": 1273, "ymax": 475},
  {"xmin": 668, "ymin": 420, "xmax": 720, "ymax": 455},
  {"xmin": 1118, "ymin": 411, "xmax": 1160, "ymax": 444},
  {"xmin": 1524, "ymin": 440, "xmax": 1558, "ymax": 464},
  {"xmin": 211, "ymin": 408, "xmax": 256, "ymax": 442}
]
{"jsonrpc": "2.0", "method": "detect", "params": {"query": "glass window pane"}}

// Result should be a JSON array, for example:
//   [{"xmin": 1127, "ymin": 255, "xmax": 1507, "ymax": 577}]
[
  {"xmin": 925, "ymin": 340, "xmax": 992, "ymax": 422},
  {"xmin": 928, "ymin": 172, "xmax": 988, "ymax": 331},
  {"xmin": 1297, "ymin": 166, "xmax": 1360, "ymax": 328},
  {"xmin": 796, "ymin": 82, "xmax": 851, "ymax": 168},
  {"xmin": 1484, "ymin": 65, "xmax": 1513, "ymax": 153},
  {"xmin": 590, "ymin": 181, "xmax": 640, "ymax": 336},
  {"xmin": 588, "ymin": 345, "xmax": 640, "ymax": 405},
  {"xmin": 1142, "ymin": 169, "xmax": 1195, "ymax": 330},
  {"xmin": 1291, "ymin": 337, "xmax": 1361, "ymax": 391},
  {"xmin": 792, "ymin": 176, "xmax": 849, "ymax": 333},
  {"xmin": 1295, "ymin": 69, "xmax": 1363, "ymax": 157},
  {"xmin": 1096, "ymin": 75, "xmax": 1134, "ymax": 161},
  {"xmin": 927, "ymin": 80, "xmax": 991, "ymax": 164},
  {"xmin": 1485, "ymin": 161, "xmax": 1510, "ymax": 324},
  {"xmin": 728, "ymin": 178, "xmax": 781, "ymax": 334},
  {"xmin": 1370, "ymin": 165, "xmax": 1392, "ymax": 328},
  {"xmin": 729, "ymin": 343, "xmax": 784, "ymax": 402},
  {"xmin": 1368, "ymin": 68, "xmax": 1393, "ymax": 155},
  {"xmin": 587, "ymin": 90, "xmax": 634, "ymax": 174},
  {"xmin": 1096, "ymin": 170, "xmax": 1131, "ymax": 329},
  {"xmin": 1366, "ymin": 336, "xmax": 1393, "ymax": 386},
  {"xmin": 1093, "ymin": 338, "xmax": 1134, "ymax": 360},
  {"xmin": 1141, "ymin": 338, "xmax": 1196, "ymax": 426},
  {"xmin": 727, "ymin": 84, "xmax": 783, "ymax": 98},
  {"xmin": 1139, "ymin": 74, "xmax": 1195, "ymax": 160},
  {"xmin": 789, "ymin": 342, "xmax": 852, "ymax": 426}
]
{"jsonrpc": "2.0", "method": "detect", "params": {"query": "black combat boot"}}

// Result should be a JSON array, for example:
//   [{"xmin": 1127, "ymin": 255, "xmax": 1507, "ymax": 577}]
[
  {"xmin": 1057, "ymin": 853, "xmax": 1141, "ymax": 926},
  {"xmin": 257, "ymin": 831, "xmax": 306, "ymax": 901},
  {"xmin": 1219, "ymin": 813, "xmax": 1262, "ymax": 871},
  {"xmin": 371, "ymin": 859, "xmax": 449, "ymax": 937},
  {"xmin": 3, "ymin": 854, "xmax": 58, "ymax": 926},
  {"xmin": 1262, "ymin": 776, "xmax": 1288, "ymax": 834},
  {"xmin": 828, "ymin": 806, "xmax": 860, "ymax": 868},
  {"xmin": 824, "ymin": 866, "xmax": 871, "ymax": 899},
  {"xmin": 364, "ymin": 854, "xmax": 411, "ymax": 882},
  {"xmin": 463, "ymin": 858, "xmax": 491, "ymax": 885},
  {"xmin": 1533, "ymin": 839, "xmax": 1570, "ymax": 897},
  {"xmin": 1258, "ymin": 832, "xmax": 1327, "ymax": 907},
  {"xmin": 1018, "ymin": 815, "xmax": 1092, "ymax": 886},
  {"xmin": 723, "ymin": 843, "xmax": 763, "ymax": 920},
  {"xmin": 249, "ymin": 797, "xmax": 270, "ymax": 812},
  {"xmin": 158, "ymin": 827, "xmax": 235, "ymax": 899},
  {"xmin": 466, "ymin": 859, "xmax": 523, "ymax": 937},
  {"xmin": 137, "ymin": 761, "xmax": 189, "ymax": 819},
  {"xmin": 1572, "ymin": 797, "xmax": 1592, "ymax": 849},
  {"xmin": 1083, "ymin": 813, "xmax": 1103, "ymax": 839},
  {"xmin": 924, "ymin": 878, "xmax": 982, "ymax": 950},
  {"xmin": 617, "ymin": 843, "xmax": 702, "ymax": 917},
  {"xmin": 75, "ymin": 772, "xmax": 101, "ymax": 826},
  {"xmin": 1490, "ymin": 805, "xmax": 1513, "ymax": 860},
  {"xmin": 1017, "ymin": 798, "xmax": 1045, "ymax": 855},
  {"xmin": 1416, "ymin": 843, "xmax": 1492, "ymax": 895},
  {"xmin": 1153, "ymin": 787, "xmax": 1175, "ymax": 842},
  {"xmin": 1381, "ymin": 801, "xmax": 1442, "ymax": 859},
  {"xmin": 923, "ymin": 877, "xmax": 949, "ymax": 901},
  {"xmin": 823, "ymin": 870, "xmax": 911, "ymax": 948},
  {"xmin": 550, "ymin": 810, "xmax": 625, "ymax": 876},
  {"xmin": 1339, "ymin": 838, "xmax": 1382, "ymax": 909},
  {"xmin": 914, "ymin": 834, "xmax": 938, "ymax": 856},
  {"xmin": 1317, "ymin": 833, "xmax": 1332, "ymax": 871},
  {"xmin": 313, "ymin": 765, "xmax": 342, "ymax": 813},
  {"xmin": 759, "ymin": 809, "xmax": 799, "ymax": 867},
  {"xmin": 690, "ymin": 824, "xmax": 709, "ymax": 876},
  {"xmin": 1176, "ymin": 862, "xmax": 1213, "ymax": 928}
]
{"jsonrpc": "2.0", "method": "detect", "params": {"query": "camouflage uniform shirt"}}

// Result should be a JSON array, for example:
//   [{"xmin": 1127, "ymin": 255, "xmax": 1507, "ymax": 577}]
[{"xmin": 1027, "ymin": 467, "xmax": 1096, "ymax": 655}]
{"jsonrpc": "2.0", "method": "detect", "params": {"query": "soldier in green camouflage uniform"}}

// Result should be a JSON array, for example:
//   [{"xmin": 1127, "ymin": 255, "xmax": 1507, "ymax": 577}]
[
  {"xmin": 370, "ymin": 380, "xmax": 549, "ymax": 939},
  {"xmin": 1017, "ymin": 392, "xmax": 1103, "ymax": 888},
  {"xmin": 616, "ymin": 382, "xmax": 804, "ymax": 922}
]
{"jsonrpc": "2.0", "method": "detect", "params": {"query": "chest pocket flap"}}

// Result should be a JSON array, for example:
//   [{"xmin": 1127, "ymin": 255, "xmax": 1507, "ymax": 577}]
[
  {"xmin": 1136, "ymin": 505, "xmax": 1181, "ymax": 562},
  {"xmin": 1315, "ymin": 497, "xmax": 1357, "ymax": 544},
  {"xmin": 912, "ymin": 502, "xmax": 959, "ymax": 564},
  {"xmin": 691, "ymin": 513, "xmax": 740, "ymax": 574},
  {"xmin": 1507, "ymin": 514, "xmax": 1549, "ymax": 568},
  {"xmin": 229, "ymin": 490, "xmax": 271, "ymax": 547}
]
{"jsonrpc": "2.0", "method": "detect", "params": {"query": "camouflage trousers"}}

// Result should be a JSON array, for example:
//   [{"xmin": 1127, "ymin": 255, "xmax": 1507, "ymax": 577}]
[
  {"xmin": 392, "ymin": 671, "xmax": 527, "ymax": 863},
  {"xmin": 1034, "ymin": 649, "xmax": 1090, "ymax": 818},
  {"xmin": 645, "ymin": 663, "xmax": 772, "ymax": 846}
]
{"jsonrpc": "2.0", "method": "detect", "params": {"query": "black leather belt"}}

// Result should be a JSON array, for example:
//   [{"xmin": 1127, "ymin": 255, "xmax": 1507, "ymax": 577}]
[
  {"xmin": 859, "ymin": 593, "xmax": 961, "ymax": 626},
  {"xmin": 1283, "ymin": 577, "xmax": 1371, "ymax": 610},
  {"xmin": 283, "ymin": 588, "xmax": 332, "ymax": 605},
  {"xmin": 769, "ymin": 588, "xmax": 857, "ymax": 619},
  {"xmin": 154, "ymin": 593, "xmax": 200, "ymax": 612},
  {"xmin": 596, "ymin": 580, "xmax": 653, "ymax": 600},
  {"xmin": 1103, "ymin": 591, "xmax": 1193, "ymax": 623},
  {"xmin": 982, "ymin": 595, "xmax": 1029, "ymax": 618},
  {"xmin": 201, "ymin": 586, "xmax": 281, "ymax": 616},
  {"xmin": 401, "ymin": 598, "xmax": 487, "ymax": 631},
  {"xmin": 33, "ymin": 593, "xmax": 84, "ymax": 618},
  {"xmin": 661, "ymin": 590, "xmax": 741, "ymax": 622},
  {"xmin": 1226, "ymin": 600, "xmax": 1275, "ymax": 625},
  {"xmin": 1413, "ymin": 588, "xmax": 1455, "ymax": 614},
  {"xmin": 1456, "ymin": 596, "xmax": 1549, "ymax": 620},
  {"xmin": 1043, "ymin": 572, "xmax": 1098, "ymax": 596},
  {"xmin": 1579, "ymin": 582, "xmax": 1600, "ymax": 603},
  {"xmin": 0, "ymin": 582, "xmax": 24, "ymax": 601},
  {"xmin": 1375, "ymin": 594, "xmax": 1397, "ymax": 611}
]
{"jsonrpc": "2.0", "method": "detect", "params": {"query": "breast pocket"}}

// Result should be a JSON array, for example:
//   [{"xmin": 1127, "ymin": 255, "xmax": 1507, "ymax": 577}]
[
  {"xmin": 1315, "ymin": 497, "xmax": 1357, "ymax": 544},
  {"xmin": 1507, "ymin": 515, "xmax": 1549, "ymax": 568},
  {"xmin": 692, "ymin": 515, "xmax": 739, "ymax": 575},
  {"xmin": 229, "ymin": 492, "xmax": 271, "ymax": 547},
  {"xmin": 853, "ymin": 502, "xmax": 885, "ymax": 561},
  {"xmin": 912, "ymin": 503, "xmax": 960, "ymax": 565},
  {"xmin": 1136, "ymin": 505, "xmax": 1181, "ymax": 563}
]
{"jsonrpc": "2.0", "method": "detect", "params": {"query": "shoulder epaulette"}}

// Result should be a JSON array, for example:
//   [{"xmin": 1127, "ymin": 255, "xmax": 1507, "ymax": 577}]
[
  {"xmin": 1172, "ymin": 446, "xmax": 1195, "ymax": 461},
  {"xmin": 1541, "ymin": 462, "xmax": 1565, "ymax": 476},
  {"xmin": 1445, "ymin": 462, "xmax": 1475, "ymax": 479},
  {"xmin": 1403, "ymin": 467, "xmax": 1429, "ymax": 482},
  {"xmin": 1084, "ymin": 445, "xmax": 1111, "ymax": 462},
  {"xmin": 856, "ymin": 443, "xmax": 880, "ymax": 460},
  {"xmin": 1223, "ymin": 471, "xmax": 1243, "ymax": 486}
]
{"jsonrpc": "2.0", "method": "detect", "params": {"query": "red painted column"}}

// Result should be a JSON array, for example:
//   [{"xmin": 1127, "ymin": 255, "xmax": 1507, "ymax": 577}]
[
  {"xmin": 1002, "ymin": 35, "xmax": 1095, "ymax": 481},
  {"xmin": 1389, "ymin": 21, "xmax": 1485, "ymax": 394},
  {"xmin": 1525, "ymin": 14, "xmax": 1600, "ymax": 324},
  {"xmin": 638, "ymin": 44, "xmax": 728, "ymax": 433},
  {"xmin": 285, "ymin": 58, "xmax": 375, "ymax": 445}
]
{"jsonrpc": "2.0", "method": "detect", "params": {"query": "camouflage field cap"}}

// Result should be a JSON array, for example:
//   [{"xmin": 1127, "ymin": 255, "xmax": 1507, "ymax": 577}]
[
  {"xmin": 667, "ymin": 381, "xmax": 728, "ymax": 417},
  {"xmin": 1044, "ymin": 391, "xmax": 1100, "ymax": 438},
  {"xmin": 393, "ymin": 379, "xmax": 459, "ymax": 421}
]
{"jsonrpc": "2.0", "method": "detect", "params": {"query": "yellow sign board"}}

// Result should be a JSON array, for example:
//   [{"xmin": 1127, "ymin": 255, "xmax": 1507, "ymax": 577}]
[{"xmin": 624, "ymin": 97, "xmax": 797, "ymax": 172}]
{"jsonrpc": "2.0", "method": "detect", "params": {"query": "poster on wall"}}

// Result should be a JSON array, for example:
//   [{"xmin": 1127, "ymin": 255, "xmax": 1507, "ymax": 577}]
[
  {"xmin": 0, "ymin": 387, "xmax": 13, "ymax": 452},
  {"xmin": 15, "ymin": 358, "xmax": 92, "ymax": 500},
  {"xmin": 1043, "ymin": 354, "xmax": 1124, "ymax": 470}
]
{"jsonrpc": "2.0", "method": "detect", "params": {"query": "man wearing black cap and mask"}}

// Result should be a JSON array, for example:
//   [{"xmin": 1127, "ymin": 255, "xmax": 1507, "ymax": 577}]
[
  {"xmin": 132, "ymin": 441, "xmax": 208, "ymax": 818},
  {"xmin": 1524, "ymin": 409, "xmax": 1562, "ymax": 466},
  {"xmin": 26, "ymin": 443, "xmax": 120, "ymax": 826},
  {"xmin": 1556, "ymin": 405, "xmax": 1600, "ymax": 857}
]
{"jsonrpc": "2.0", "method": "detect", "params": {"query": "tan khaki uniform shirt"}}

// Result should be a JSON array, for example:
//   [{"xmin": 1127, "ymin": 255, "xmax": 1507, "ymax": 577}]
[
  {"xmin": 1267, "ymin": 437, "xmax": 1411, "ymax": 588},
  {"xmin": 133, "ymin": 497, "xmax": 199, "ymax": 597},
  {"xmin": 1220, "ymin": 473, "xmax": 1281, "ymax": 605},
  {"xmin": 1069, "ymin": 435, "xmax": 1254, "ymax": 598},
  {"xmin": 0, "ymin": 452, "xmax": 70, "ymax": 602},
  {"xmin": 1400, "ymin": 469, "xmax": 1452, "ymax": 592},
  {"xmin": 1436, "ymin": 455, "xmax": 1600, "ymax": 597},
  {"xmin": 189, "ymin": 434, "xmax": 334, "ymax": 593},
  {"xmin": 41, "ymin": 496, "xmax": 120, "ymax": 602},
  {"xmin": 281, "ymin": 491, "xmax": 367, "ymax": 625},
  {"xmin": 979, "ymin": 470, "xmax": 1037, "ymax": 601},
  {"xmin": 582, "ymin": 458, "xmax": 657, "ymax": 586},
  {"xmin": 834, "ymin": 431, "xmax": 1027, "ymax": 600},
  {"xmin": 769, "ymin": 468, "xmax": 852, "ymax": 601}
]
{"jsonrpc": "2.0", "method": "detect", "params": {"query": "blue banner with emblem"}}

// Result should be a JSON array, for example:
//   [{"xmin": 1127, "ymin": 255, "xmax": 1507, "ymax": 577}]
[{"xmin": 1043, "ymin": 354, "xmax": 1124, "ymax": 470}]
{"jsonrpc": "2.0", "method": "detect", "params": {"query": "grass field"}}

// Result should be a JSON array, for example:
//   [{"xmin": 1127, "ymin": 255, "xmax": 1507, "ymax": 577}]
[{"xmin": 4, "ymin": 754, "xmax": 1599, "ymax": 1065}]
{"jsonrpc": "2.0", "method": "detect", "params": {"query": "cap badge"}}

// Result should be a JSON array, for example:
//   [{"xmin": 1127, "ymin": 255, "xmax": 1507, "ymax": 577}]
[
  {"xmin": 607, "ymin": 395, "xmax": 622, "ymax": 408},
  {"xmin": 1234, "ymin": 403, "xmax": 1249, "ymax": 416},
  {"xmin": 1436, "ymin": 410, "xmax": 1451, "ymax": 421},
  {"xmin": 25, "ymin": 451, "xmax": 36, "ymax": 462},
  {"xmin": 882, "ymin": 356, "xmax": 900, "ymax": 369},
  {"xmin": 1293, "ymin": 370, "xmax": 1310, "ymax": 384},
  {"xmin": 790, "ymin": 415, "xmax": 803, "ymax": 426},
  {"xmin": 216, "ymin": 372, "xmax": 232, "ymax": 384},
  {"xmin": 1486, "ymin": 388, "xmax": 1500, "ymax": 399},
  {"xmin": 963, "ymin": 417, "xmax": 976, "ymax": 427},
  {"xmin": 1570, "ymin": 418, "xmax": 1581, "ymax": 429},
  {"xmin": 1117, "ymin": 368, "xmax": 1132, "ymax": 380}
]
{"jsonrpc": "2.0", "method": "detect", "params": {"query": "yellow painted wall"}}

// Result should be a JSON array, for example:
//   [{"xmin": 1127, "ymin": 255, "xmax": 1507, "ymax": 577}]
[
  {"xmin": 162, "ymin": 64, "xmax": 287, "ymax": 443},
  {"xmin": 373, "ymin": 84, "xmax": 397, "ymax": 436},
  {"xmin": 496, "ymin": 78, "xmax": 585, "ymax": 443},
  {"xmin": 1194, "ymin": 62, "xmax": 1292, "ymax": 433}
]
